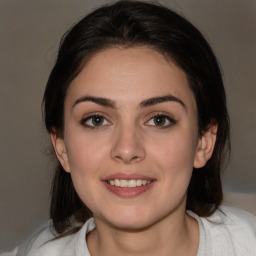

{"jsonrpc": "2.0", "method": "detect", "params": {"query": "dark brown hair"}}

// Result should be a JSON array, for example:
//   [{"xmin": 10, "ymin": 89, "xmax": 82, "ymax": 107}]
[{"xmin": 43, "ymin": 0, "xmax": 230, "ymax": 236}]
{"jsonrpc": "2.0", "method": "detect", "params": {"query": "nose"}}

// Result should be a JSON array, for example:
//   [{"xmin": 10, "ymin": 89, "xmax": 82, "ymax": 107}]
[{"xmin": 110, "ymin": 124, "xmax": 146, "ymax": 164}]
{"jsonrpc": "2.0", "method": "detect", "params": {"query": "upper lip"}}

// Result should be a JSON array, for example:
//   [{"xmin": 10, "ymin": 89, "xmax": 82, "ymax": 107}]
[{"xmin": 103, "ymin": 173, "xmax": 155, "ymax": 181}]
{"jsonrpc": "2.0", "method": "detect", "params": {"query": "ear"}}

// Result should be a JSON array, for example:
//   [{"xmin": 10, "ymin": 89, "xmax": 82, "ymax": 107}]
[
  {"xmin": 51, "ymin": 132, "xmax": 71, "ymax": 173},
  {"xmin": 193, "ymin": 122, "xmax": 218, "ymax": 169}
]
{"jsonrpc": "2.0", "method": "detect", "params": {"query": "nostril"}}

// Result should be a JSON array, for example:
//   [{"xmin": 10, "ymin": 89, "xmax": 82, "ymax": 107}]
[
  {"xmin": 110, "ymin": 132, "xmax": 146, "ymax": 163},
  {"xmin": 116, "ymin": 155, "xmax": 142, "ymax": 164}
]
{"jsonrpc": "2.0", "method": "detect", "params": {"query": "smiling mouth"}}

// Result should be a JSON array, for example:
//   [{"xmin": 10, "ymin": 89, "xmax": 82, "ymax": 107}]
[
  {"xmin": 106, "ymin": 179, "xmax": 152, "ymax": 188},
  {"xmin": 102, "ymin": 173, "xmax": 155, "ymax": 198}
]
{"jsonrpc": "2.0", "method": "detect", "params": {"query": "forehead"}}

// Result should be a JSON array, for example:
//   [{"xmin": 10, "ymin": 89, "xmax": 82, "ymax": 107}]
[{"xmin": 66, "ymin": 46, "xmax": 196, "ymax": 110}]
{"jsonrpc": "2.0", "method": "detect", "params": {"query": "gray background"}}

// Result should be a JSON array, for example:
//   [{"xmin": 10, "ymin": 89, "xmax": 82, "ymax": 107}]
[{"xmin": 0, "ymin": 0, "xmax": 255, "ymax": 251}]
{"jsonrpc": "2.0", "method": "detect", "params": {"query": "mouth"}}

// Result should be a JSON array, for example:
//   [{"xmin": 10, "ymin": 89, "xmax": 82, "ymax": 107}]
[
  {"xmin": 102, "ymin": 174, "xmax": 155, "ymax": 198},
  {"xmin": 106, "ymin": 179, "xmax": 152, "ymax": 188}
]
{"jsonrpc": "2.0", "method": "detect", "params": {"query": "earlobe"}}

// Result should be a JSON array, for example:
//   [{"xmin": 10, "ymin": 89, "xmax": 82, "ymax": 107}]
[
  {"xmin": 193, "ymin": 123, "xmax": 218, "ymax": 169},
  {"xmin": 51, "ymin": 132, "xmax": 71, "ymax": 173}
]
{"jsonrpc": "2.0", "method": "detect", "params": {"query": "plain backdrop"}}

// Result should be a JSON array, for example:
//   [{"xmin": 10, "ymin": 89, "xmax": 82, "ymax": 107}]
[{"xmin": 0, "ymin": 0, "xmax": 255, "ymax": 251}]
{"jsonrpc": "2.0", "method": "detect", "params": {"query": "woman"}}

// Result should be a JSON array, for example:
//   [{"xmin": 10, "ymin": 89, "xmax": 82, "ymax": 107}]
[{"xmin": 3, "ymin": 1, "xmax": 256, "ymax": 255}]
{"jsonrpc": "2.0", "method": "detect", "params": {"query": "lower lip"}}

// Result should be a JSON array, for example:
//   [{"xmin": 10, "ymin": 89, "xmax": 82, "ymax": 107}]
[{"xmin": 103, "ymin": 181, "xmax": 155, "ymax": 198}]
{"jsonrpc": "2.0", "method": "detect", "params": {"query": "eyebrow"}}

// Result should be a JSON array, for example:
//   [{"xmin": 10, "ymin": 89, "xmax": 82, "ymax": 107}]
[
  {"xmin": 139, "ymin": 95, "xmax": 186, "ymax": 110},
  {"xmin": 72, "ymin": 94, "xmax": 186, "ymax": 110},
  {"xmin": 72, "ymin": 96, "xmax": 117, "ymax": 109}
]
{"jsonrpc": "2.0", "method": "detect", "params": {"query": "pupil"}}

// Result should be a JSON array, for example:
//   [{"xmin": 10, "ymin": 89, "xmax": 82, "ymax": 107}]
[
  {"xmin": 154, "ymin": 116, "xmax": 165, "ymax": 126},
  {"xmin": 92, "ymin": 116, "xmax": 103, "ymax": 126}
]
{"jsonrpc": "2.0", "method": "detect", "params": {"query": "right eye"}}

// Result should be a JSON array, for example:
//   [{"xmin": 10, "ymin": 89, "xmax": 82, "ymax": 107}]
[{"xmin": 81, "ymin": 114, "xmax": 111, "ymax": 129}]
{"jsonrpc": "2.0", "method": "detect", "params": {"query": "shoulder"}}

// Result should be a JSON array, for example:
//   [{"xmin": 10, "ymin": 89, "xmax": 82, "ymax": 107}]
[
  {"xmin": 15, "ymin": 220, "xmax": 56, "ymax": 256},
  {"xmin": 191, "ymin": 206, "xmax": 256, "ymax": 255},
  {"xmin": 0, "ymin": 221, "xmax": 54, "ymax": 256},
  {"xmin": 9, "ymin": 218, "xmax": 95, "ymax": 256},
  {"xmin": 208, "ymin": 206, "xmax": 256, "ymax": 232}
]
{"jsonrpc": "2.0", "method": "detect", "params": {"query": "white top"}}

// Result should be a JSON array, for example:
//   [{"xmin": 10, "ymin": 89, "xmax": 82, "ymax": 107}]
[{"xmin": 2, "ymin": 206, "xmax": 256, "ymax": 256}]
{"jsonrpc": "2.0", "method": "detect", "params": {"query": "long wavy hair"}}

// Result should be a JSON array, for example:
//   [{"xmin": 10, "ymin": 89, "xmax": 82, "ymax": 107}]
[{"xmin": 43, "ymin": 0, "xmax": 230, "ymax": 237}]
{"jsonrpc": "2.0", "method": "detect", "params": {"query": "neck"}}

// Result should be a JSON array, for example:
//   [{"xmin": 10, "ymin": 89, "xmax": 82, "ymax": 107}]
[{"xmin": 87, "ymin": 208, "xmax": 199, "ymax": 256}]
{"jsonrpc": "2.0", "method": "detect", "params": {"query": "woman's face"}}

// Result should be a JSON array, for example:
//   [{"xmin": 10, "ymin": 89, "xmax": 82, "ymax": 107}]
[{"xmin": 53, "ymin": 47, "xmax": 214, "ymax": 230}]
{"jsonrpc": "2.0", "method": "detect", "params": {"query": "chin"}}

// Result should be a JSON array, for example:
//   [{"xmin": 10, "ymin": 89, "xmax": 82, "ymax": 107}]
[
  {"xmin": 101, "ymin": 207, "xmax": 160, "ymax": 231},
  {"xmin": 110, "ymin": 218, "xmax": 152, "ymax": 231}
]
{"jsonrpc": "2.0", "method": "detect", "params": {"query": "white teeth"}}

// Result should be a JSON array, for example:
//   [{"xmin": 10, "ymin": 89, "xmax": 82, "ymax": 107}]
[
  {"xmin": 120, "ymin": 180, "xmax": 128, "ymax": 187},
  {"xmin": 128, "ymin": 180, "xmax": 137, "ymax": 187},
  {"xmin": 136, "ymin": 179, "xmax": 142, "ymax": 186},
  {"xmin": 114, "ymin": 179, "xmax": 120, "ymax": 187},
  {"xmin": 107, "ymin": 179, "xmax": 152, "ymax": 188}
]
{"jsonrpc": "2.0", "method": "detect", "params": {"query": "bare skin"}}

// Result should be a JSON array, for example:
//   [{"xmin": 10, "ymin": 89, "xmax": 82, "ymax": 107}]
[
  {"xmin": 87, "ymin": 195, "xmax": 199, "ymax": 256},
  {"xmin": 52, "ymin": 46, "xmax": 217, "ymax": 256}
]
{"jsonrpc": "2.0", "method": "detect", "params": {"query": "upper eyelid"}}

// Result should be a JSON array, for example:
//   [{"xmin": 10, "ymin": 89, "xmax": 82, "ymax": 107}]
[
  {"xmin": 81, "ymin": 112, "xmax": 111, "ymax": 121},
  {"xmin": 144, "ymin": 113, "xmax": 177, "ymax": 127},
  {"xmin": 80, "ymin": 111, "xmax": 176, "ymax": 125},
  {"xmin": 144, "ymin": 111, "xmax": 176, "ymax": 121},
  {"xmin": 80, "ymin": 113, "xmax": 112, "ymax": 126},
  {"xmin": 147, "ymin": 115, "xmax": 175, "ymax": 123}
]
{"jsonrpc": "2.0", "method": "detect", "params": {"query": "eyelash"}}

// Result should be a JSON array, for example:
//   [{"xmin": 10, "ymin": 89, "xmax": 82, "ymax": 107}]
[
  {"xmin": 145, "ymin": 113, "xmax": 176, "ymax": 129},
  {"xmin": 80, "ymin": 113, "xmax": 111, "ymax": 130},
  {"xmin": 80, "ymin": 113, "xmax": 176, "ymax": 130}
]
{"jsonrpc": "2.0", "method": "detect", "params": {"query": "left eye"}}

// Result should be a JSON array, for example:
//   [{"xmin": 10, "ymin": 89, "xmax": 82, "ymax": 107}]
[
  {"xmin": 146, "ymin": 115, "xmax": 175, "ymax": 128},
  {"xmin": 82, "ymin": 115, "xmax": 111, "ymax": 128}
]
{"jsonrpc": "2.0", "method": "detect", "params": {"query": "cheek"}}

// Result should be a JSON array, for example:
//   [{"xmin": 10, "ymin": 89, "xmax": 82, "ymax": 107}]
[
  {"xmin": 65, "ymin": 134, "xmax": 109, "ymax": 208},
  {"xmin": 149, "ymin": 134, "xmax": 197, "ymax": 207},
  {"xmin": 65, "ymin": 132, "xmax": 109, "ymax": 177},
  {"xmin": 148, "ymin": 129, "xmax": 198, "ymax": 198},
  {"xmin": 151, "ymin": 132, "xmax": 197, "ymax": 171}
]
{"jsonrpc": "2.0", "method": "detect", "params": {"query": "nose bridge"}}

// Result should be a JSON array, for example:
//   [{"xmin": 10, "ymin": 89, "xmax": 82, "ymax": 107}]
[{"xmin": 110, "ymin": 121, "xmax": 145, "ymax": 164}]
